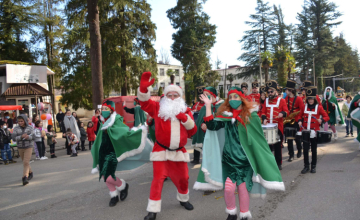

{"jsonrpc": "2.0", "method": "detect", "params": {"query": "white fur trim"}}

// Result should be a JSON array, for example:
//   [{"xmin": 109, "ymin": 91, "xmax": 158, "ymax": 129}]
[
  {"xmin": 91, "ymin": 167, "xmax": 99, "ymax": 174},
  {"xmin": 324, "ymin": 86, "xmax": 333, "ymax": 100},
  {"xmin": 100, "ymin": 115, "xmax": 105, "ymax": 122},
  {"xmin": 181, "ymin": 115, "xmax": 195, "ymax": 130},
  {"xmin": 147, "ymin": 199, "xmax": 161, "ymax": 213},
  {"xmin": 150, "ymin": 151, "xmax": 190, "ymax": 162},
  {"xmin": 137, "ymin": 88, "xmax": 151, "ymax": 102},
  {"xmin": 115, "ymin": 179, "xmax": 126, "ymax": 191},
  {"xmin": 216, "ymin": 97, "xmax": 219, "ymax": 101},
  {"xmin": 226, "ymin": 207, "xmax": 238, "ymax": 215},
  {"xmin": 231, "ymin": 118, "xmax": 236, "ymax": 124},
  {"xmin": 250, "ymin": 105, "xmax": 259, "ymax": 113},
  {"xmin": 252, "ymin": 174, "xmax": 285, "ymax": 191},
  {"xmin": 170, "ymin": 120, "xmax": 181, "ymax": 149},
  {"xmin": 240, "ymin": 210, "xmax": 252, "ymax": 219},
  {"xmin": 109, "ymin": 190, "xmax": 118, "ymax": 198},
  {"xmin": 222, "ymin": 111, "xmax": 233, "ymax": 116},
  {"xmin": 176, "ymin": 190, "xmax": 189, "ymax": 202},
  {"xmin": 117, "ymin": 125, "xmax": 149, "ymax": 162},
  {"xmin": 250, "ymin": 193, "xmax": 266, "ymax": 199},
  {"xmin": 193, "ymin": 181, "xmax": 223, "ymax": 191},
  {"xmin": 202, "ymin": 167, "xmax": 223, "ymax": 188},
  {"xmin": 101, "ymin": 112, "xmax": 117, "ymax": 130},
  {"xmin": 164, "ymin": 84, "xmax": 183, "ymax": 97}
]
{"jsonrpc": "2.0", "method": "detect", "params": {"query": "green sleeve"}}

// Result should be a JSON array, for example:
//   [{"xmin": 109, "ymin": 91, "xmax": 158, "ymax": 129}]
[{"xmin": 205, "ymin": 118, "xmax": 225, "ymax": 131}]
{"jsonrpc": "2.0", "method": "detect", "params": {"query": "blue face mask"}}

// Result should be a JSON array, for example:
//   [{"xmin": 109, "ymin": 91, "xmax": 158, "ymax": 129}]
[
  {"xmin": 229, "ymin": 100, "xmax": 242, "ymax": 109},
  {"xmin": 5, "ymin": 116, "xmax": 10, "ymax": 119},
  {"xmin": 102, "ymin": 111, "xmax": 111, "ymax": 118}
]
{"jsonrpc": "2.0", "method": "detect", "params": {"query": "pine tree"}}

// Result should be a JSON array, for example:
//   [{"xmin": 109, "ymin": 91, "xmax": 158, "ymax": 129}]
[
  {"xmin": 238, "ymin": 0, "xmax": 275, "ymax": 81},
  {"xmin": 167, "ymin": 0, "xmax": 217, "ymax": 104}
]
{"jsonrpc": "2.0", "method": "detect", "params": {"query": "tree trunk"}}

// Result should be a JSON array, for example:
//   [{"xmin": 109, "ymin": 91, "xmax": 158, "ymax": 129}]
[
  {"xmin": 87, "ymin": 0, "xmax": 103, "ymax": 108},
  {"xmin": 119, "ymin": 6, "xmax": 127, "ymax": 96},
  {"xmin": 170, "ymin": 75, "xmax": 175, "ymax": 84},
  {"xmin": 264, "ymin": 67, "xmax": 269, "ymax": 82}
]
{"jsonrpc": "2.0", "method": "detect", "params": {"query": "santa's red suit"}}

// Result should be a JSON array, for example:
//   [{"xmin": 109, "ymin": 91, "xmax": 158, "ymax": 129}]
[
  {"xmin": 137, "ymin": 72, "xmax": 197, "ymax": 214},
  {"xmin": 191, "ymin": 101, "xmax": 204, "ymax": 112},
  {"xmin": 247, "ymin": 93, "xmax": 260, "ymax": 104}
]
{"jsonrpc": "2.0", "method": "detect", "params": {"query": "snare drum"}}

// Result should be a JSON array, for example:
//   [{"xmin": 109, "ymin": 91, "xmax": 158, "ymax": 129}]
[
  {"xmin": 317, "ymin": 131, "xmax": 332, "ymax": 144},
  {"xmin": 302, "ymin": 130, "xmax": 311, "ymax": 143},
  {"xmin": 262, "ymin": 123, "xmax": 280, "ymax": 145},
  {"xmin": 284, "ymin": 127, "xmax": 297, "ymax": 140}
]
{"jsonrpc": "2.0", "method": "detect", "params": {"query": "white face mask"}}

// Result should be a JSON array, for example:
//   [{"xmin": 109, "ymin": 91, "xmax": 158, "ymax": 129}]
[
  {"xmin": 67, "ymin": 115, "xmax": 72, "ymax": 118},
  {"xmin": 3, "ymin": 126, "xmax": 6, "ymax": 129}
]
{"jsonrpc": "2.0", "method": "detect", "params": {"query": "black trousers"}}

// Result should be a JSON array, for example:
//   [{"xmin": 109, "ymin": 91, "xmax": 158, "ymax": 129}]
[
  {"xmin": 89, "ymin": 141, "xmax": 94, "ymax": 150},
  {"xmin": 50, "ymin": 144, "xmax": 55, "ymax": 154},
  {"xmin": 285, "ymin": 123, "xmax": 302, "ymax": 157},
  {"xmin": 269, "ymin": 129, "xmax": 283, "ymax": 166},
  {"xmin": 36, "ymin": 141, "xmax": 45, "ymax": 157},
  {"xmin": 81, "ymin": 140, "xmax": 85, "ymax": 150},
  {"xmin": 66, "ymin": 139, "xmax": 71, "ymax": 155},
  {"xmin": 303, "ymin": 138, "xmax": 317, "ymax": 166},
  {"xmin": 193, "ymin": 149, "xmax": 200, "ymax": 161}
]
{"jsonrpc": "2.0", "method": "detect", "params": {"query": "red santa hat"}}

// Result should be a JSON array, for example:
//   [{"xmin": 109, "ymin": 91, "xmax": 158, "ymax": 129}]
[{"xmin": 163, "ymin": 84, "xmax": 183, "ymax": 97}]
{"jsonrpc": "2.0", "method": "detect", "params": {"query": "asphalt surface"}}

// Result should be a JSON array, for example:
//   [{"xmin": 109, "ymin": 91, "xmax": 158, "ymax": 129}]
[{"xmin": 1, "ymin": 124, "xmax": 360, "ymax": 220}]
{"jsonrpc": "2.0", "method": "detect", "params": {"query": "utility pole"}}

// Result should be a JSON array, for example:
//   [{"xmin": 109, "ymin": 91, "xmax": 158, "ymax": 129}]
[
  {"xmin": 224, "ymin": 64, "xmax": 227, "ymax": 97},
  {"xmin": 313, "ymin": 57, "xmax": 316, "ymax": 87},
  {"xmin": 258, "ymin": 35, "xmax": 262, "ymax": 85}
]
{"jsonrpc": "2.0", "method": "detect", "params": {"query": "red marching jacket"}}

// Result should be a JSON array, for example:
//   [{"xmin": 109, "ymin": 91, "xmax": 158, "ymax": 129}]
[
  {"xmin": 247, "ymin": 93, "xmax": 260, "ymax": 104},
  {"xmin": 285, "ymin": 96, "xmax": 305, "ymax": 122},
  {"xmin": 191, "ymin": 101, "xmax": 205, "ymax": 112},
  {"xmin": 300, "ymin": 104, "xmax": 329, "ymax": 131},
  {"xmin": 260, "ymin": 97, "xmax": 289, "ymax": 134}
]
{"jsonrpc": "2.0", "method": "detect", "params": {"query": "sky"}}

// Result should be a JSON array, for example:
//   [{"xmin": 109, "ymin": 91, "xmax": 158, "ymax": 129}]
[{"xmin": 148, "ymin": 0, "xmax": 360, "ymax": 69}]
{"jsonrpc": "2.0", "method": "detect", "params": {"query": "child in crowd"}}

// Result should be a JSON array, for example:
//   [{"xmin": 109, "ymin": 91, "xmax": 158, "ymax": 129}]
[
  {"xmin": 46, "ymin": 125, "xmax": 57, "ymax": 158},
  {"xmin": 30, "ymin": 115, "xmax": 40, "ymax": 160},
  {"xmin": 0, "ymin": 121, "xmax": 16, "ymax": 165},
  {"xmin": 34, "ymin": 121, "xmax": 47, "ymax": 160},
  {"xmin": 86, "ymin": 121, "xmax": 96, "ymax": 150},
  {"xmin": 79, "ymin": 122, "xmax": 87, "ymax": 151},
  {"xmin": 66, "ymin": 128, "xmax": 79, "ymax": 157}
]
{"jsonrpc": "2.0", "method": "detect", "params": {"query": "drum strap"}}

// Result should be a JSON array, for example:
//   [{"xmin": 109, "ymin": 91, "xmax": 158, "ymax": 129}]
[
  {"xmin": 266, "ymin": 97, "xmax": 281, "ymax": 123},
  {"xmin": 304, "ymin": 104, "xmax": 318, "ymax": 130},
  {"xmin": 287, "ymin": 96, "xmax": 297, "ymax": 113}
]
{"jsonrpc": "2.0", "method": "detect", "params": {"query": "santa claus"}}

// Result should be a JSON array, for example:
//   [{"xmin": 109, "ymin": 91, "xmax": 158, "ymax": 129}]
[{"xmin": 137, "ymin": 72, "xmax": 197, "ymax": 220}]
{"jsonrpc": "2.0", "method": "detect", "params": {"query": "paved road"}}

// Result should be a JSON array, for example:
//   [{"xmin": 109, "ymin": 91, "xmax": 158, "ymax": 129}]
[{"xmin": 1, "ymin": 125, "xmax": 359, "ymax": 220}]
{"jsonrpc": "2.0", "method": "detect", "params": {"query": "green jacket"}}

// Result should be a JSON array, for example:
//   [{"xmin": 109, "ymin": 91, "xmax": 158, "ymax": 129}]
[
  {"xmin": 322, "ymin": 87, "xmax": 344, "ymax": 125},
  {"xmin": 46, "ymin": 132, "xmax": 56, "ymax": 146}
]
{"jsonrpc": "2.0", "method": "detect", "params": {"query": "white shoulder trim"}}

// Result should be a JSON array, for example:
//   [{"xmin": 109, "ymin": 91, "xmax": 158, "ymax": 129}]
[
  {"xmin": 222, "ymin": 111, "xmax": 233, "ymax": 116},
  {"xmin": 101, "ymin": 112, "xmax": 117, "ymax": 130}
]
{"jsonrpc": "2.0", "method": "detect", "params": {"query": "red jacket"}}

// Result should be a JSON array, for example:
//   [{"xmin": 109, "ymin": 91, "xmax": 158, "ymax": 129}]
[
  {"xmin": 138, "ymin": 91, "xmax": 197, "ymax": 162},
  {"xmin": 92, "ymin": 116, "xmax": 99, "ymax": 132},
  {"xmin": 247, "ymin": 93, "xmax": 260, "ymax": 104},
  {"xmin": 260, "ymin": 97, "xmax": 289, "ymax": 134},
  {"xmin": 300, "ymin": 104, "xmax": 329, "ymax": 131},
  {"xmin": 191, "ymin": 102, "xmax": 205, "ymax": 112},
  {"xmin": 86, "ymin": 126, "xmax": 96, "ymax": 141},
  {"xmin": 285, "ymin": 96, "xmax": 305, "ymax": 122}
]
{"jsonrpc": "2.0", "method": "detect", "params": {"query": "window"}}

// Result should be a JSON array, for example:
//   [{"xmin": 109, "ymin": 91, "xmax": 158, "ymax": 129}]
[
  {"xmin": 160, "ymin": 68, "xmax": 164, "ymax": 76},
  {"xmin": 153, "ymin": 83, "xmax": 158, "ymax": 90},
  {"xmin": 160, "ymin": 82, "xmax": 165, "ymax": 88},
  {"xmin": 221, "ymin": 76, "xmax": 223, "ymax": 81},
  {"xmin": 227, "ymin": 85, "xmax": 231, "ymax": 90},
  {"xmin": 175, "ymin": 69, "xmax": 180, "ymax": 76},
  {"xmin": 176, "ymin": 82, "xmax": 180, "ymax": 86}
]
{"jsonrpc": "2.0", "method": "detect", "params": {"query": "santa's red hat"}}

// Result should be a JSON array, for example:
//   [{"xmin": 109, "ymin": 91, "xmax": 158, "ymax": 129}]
[{"xmin": 163, "ymin": 84, "xmax": 183, "ymax": 97}]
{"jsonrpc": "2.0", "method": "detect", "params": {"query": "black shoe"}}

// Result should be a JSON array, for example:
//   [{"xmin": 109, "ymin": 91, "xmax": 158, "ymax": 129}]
[
  {"xmin": 109, "ymin": 196, "xmax": 119, "ymax": 207},
  {"xmin": 226, "ymin": 214, "xmax": 238, "ymax": 220},
  {"xmin": 297, "ymin": 151, "xmax": 302, "ymax": 158},
  {"xmin": 144, "ymin": 212, "xmax": 157, "ymax": 220},
  {"xmin": 82, "ymin": 148, "xmax": 87, "ymax": 151},
  {"xmin": 301, "ymin": 166, "xmax": 310, "ymax": 174},
  {"xmin": 190, "ymin": 160, "xmax": 200, "ymax": 164},
  {"xmin": 180, "ymin": 201, "xmax": 194, "ymax": 210},
  {"xmin": 9, "ymin": 159, "xmax": 17, "ymax": 163},
  {"xmin": 287, "ymin": 156, "xmax": 293, "ymax": 162},
  {"xmin": 278, "ymin": 165, "xmax": 282, "ymax": 170},
  {"xmin": 120, "ymin": 183, "xmax": 129, "ymax": 201},
  {"xmin": 70, "ymin": 153, "xmax": 77, "ymax": 157},
  {"xmin": 22, "ymin": 176, "xmax": 29, "ymax": 186},
  {"xmin": 310, "ymin": 166, "xmax": 316, "ymax": 173},
  {"xmin": 28, "ymin": 172, "xmax": 33, "ymax": 181},
  {"xmin": 4, "ymin": 160, "xmax": 8, "ymax": 165}
]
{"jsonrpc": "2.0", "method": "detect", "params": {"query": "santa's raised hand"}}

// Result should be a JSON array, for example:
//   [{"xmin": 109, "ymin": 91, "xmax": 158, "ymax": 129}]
[{"xmin": 140, "ymin": 72, "xmax": 155, "ymax": 93}]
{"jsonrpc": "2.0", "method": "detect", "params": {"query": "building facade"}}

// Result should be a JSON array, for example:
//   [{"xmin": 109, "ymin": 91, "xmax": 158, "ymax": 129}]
[{"xmin": 153, "ymin": 63, "xmax": 185, "ymax": 95}]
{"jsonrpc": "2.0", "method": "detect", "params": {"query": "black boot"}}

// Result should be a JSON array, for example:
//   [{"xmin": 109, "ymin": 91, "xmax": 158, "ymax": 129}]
[
  {"xmin": 28, "ymin": 172, "xmax": 33, "ymax": 181},
  {"xmin": 310, "ymin": 165, "xmax": 316, "ymax": 173},
  {"xmin": 287, "ymin": 156, "xmax": 293, "ymax": 162},
  {"xmin": 297, "ymin": 151, "xmax": 302, "ymax": 158},
  {"xmin": 190, "ymin": 159, "xmax": 200, "ymax": 164},
  {"xmin": 22, "ymin": 176, "xmax": 29, "ymax": 186},
  {"xmin": 70, "ymin": 153, "xmax": 78, "ymax": 157},
  {"xmin": 278, "ymin": 165, "xmax": 282, "ymax": 170},
  {"xmin": 109, "ymin": 196, "xmax": 119, "ymax": 207},
  {"xmin": 144, "ymin": 212, "xmax": 157, "ymax": 220},
  {"xmin": 180, "ymin": 201, "xmax": 194, "ymax": 210},
  {"xmin": 226, "ymin": 214, "xmax": 238, "ymax": 220},
  {"xmin": 301, "ymin": 166, "xmax": 310, "ymax": 174},
  {"xmin": 120, "ymin": 183, "xmax": 129, "ymax": 201}
]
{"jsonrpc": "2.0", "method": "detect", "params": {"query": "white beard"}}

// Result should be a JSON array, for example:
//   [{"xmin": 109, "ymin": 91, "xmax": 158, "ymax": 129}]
[{"xmin": 158, "ymin": 97, "xmax": 187, "ymax": 121}]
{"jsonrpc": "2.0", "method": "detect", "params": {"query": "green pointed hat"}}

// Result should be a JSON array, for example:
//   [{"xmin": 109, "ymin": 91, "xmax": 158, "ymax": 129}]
[
  {"xmin": 228, "ymin": 86, "xmax": 246, "ymax": 99},
  {"xmin": 204, "ymin": 86, "xmax": 218, "ymax": 98},
  {"xmin": 102, "ymin": 100, "xmax": 115, "ymax": 111}
]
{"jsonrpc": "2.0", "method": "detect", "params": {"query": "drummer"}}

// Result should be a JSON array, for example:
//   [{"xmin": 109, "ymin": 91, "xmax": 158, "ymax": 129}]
[
  {"xmin": 301, "ymin": 81, "xmax": 321, "ymax": 104},
  {"xmin": 298, "ymin": 87, "xmax": 329, "ymax": 174},
  {"xmin": 247, "ymin": 82, "xmax": 260, "ymax": 104},
  {"xmin": 260, "ymin": 80, "xmax": 289, "ymax": 170},
  {"xmin": 284, "ymin": 80, "xmax": 305, "ymax": 162}
]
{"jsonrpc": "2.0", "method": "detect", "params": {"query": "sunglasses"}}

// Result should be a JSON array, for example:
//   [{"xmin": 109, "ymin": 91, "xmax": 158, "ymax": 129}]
[{"xmin": 268, "ymin": 91, "xmax": 275, "ymax": 94}]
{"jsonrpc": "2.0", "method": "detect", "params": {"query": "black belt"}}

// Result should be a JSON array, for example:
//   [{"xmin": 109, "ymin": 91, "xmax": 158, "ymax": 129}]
[{"xmin": 156, "ymin": 141, "xmax": 183, "ymax": 151}]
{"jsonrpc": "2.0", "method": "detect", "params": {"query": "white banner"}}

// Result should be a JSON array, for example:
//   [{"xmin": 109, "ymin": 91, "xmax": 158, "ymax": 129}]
[{"xmin": 6, "ymin": 64, "xmax": 48, "ymax": 83}]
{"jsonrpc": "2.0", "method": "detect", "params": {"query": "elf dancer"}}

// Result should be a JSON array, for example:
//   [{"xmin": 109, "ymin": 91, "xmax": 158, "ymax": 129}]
[
  {"xmin": 91, "ymin": 100, "xmax": 150, "ymax": 207},
  {"xmin": 347, "ymin": 92, "xmax": 360, "ymax": 149},
  {"xmin": 284, "ymin": 80, "xmax": 305, "ymax": 161},
  {"xmin": 191, "ymin": 87, "xmax": 223, "ymax": 165},
  {"xmin": 137, "ymin": 72, "xmax": 197, "ymax": 220},
  {"xmin": 247, "ymin": 82, "xmax": 260, "ymax": 104},
  {"xmin": 198, "ymin": 87, "xmax": 285, "ymax": 220},
  {"xmin": 322, "ymin": 87, "xmax": 345, "ymax": 140},
  {"xmin": 260, "ymin": 80, "xmax": 289, "ymax": 170},
  {"xmin": 124, "ymin": 98, "xmax": 147, "ymax": 127},
  {"xmin": 298, "ymin": 87, "xmax": 329, "ymax": 173}
]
